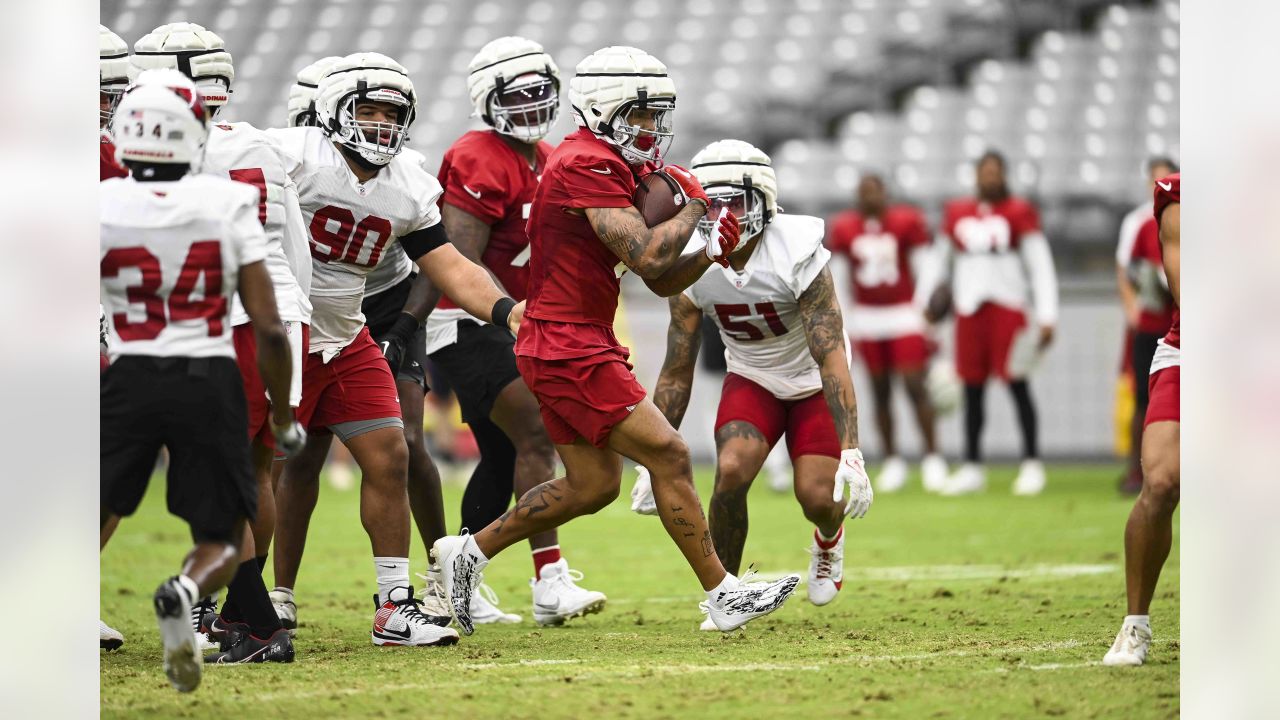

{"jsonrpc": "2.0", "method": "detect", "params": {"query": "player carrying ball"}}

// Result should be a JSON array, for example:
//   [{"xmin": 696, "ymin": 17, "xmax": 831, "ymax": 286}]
[{"xmin": 632, "ymin": 140, "xmax": 874, "ymax": 626}]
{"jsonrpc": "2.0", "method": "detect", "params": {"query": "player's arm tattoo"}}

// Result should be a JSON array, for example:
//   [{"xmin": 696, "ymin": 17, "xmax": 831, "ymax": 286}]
[
  {"xmin": 643, "ymin": 251, "xmax": 715, "ymax": 297},
  {"xmin": 652, "ymin": 294, "xmax": 704, "ymax": 430},
  {"xmin": 799, "ymin": 265, "xmax": 860, "ymax": 449},
  {"xmin": 585, "ymin": 203, "xmax": 706, "ymax": 280},
  {"xmin": 441, "ymin": 202, "xmax": 508, "ymax": 295}
]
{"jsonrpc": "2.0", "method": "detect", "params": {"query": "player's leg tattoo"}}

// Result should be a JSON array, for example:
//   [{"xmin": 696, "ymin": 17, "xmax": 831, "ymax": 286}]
[{"xmin": 710, "ymin": 421, "xmax": 771, "ymax": 576}]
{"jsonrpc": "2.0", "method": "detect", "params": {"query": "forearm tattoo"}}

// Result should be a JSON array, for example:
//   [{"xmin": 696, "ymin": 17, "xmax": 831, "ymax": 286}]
[
  {"xmin": 591, "ymin": 204, "xmax": 705, "ymax": 279},
  {"xmin": 801, "ymin": 266, "xmax": 859, "ymax": 448},
  {"xmin": 653, "ymin": 295, "xmax": 702, "ymax": 429}
]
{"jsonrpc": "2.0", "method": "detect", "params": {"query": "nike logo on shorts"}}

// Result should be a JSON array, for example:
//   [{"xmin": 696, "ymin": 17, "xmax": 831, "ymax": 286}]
[
  {"xmin": 463, "ymin": 184, "xmax": 482, "ymax": 199},
  {"xmin": 589, "ymin": 167, "xmax": 612, "ymax": 175}
]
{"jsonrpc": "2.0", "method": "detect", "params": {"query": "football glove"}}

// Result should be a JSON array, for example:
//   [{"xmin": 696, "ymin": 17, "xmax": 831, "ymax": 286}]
[
  {"xmin": 664, "ymin": 164, "xmax": 709, "ymax": 211},
  {"xmin": 271, "ymin": 419, "xmax": 307, "ymax": 458},
  {"xmin": 703, "ymin": 207, "xmax": 741, "ymax": 268},
  {"xmin": 630, "ymin": 466, "xmax": 658, "ymax": 516},
  {"xmin": 833, "ymin": 448, "xmax": 873, "ymax": 519},
  {"xmin": 379, "ymin": 312, "xmax": 420, "ymax": 376}
]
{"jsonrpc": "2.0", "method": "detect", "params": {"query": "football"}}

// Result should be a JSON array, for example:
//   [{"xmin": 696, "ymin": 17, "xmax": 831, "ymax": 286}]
[{"xmin": 632, "ymin": 169, "xmax": 686, "ymax": 228}]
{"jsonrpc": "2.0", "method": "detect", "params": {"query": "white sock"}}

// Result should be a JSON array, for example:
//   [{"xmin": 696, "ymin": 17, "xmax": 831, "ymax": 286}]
[
  {"xmin": 271, "ymin": 586, "xmax": 294, "ymax": 600},
  {"xmin": 706, "ymin": 573, "xmax": 738, "ymax": 602},
  {"xmin": 464, "ymin": 534, "xmax": 489, "ymax": 563},
  {"xmin": 1124, "ymin": 614, "xmax": 1151, "ymax": 630},
  {"xmin": 175, "ymin": 574, "xmax": 200, "ymax": 605},
  {"xmin": 374, "ymin": 557, "xmax": 410, "ymax": 604},
  {"xmin": 817, "ymin": 525, "xmax": 843, "ymax": 543}
]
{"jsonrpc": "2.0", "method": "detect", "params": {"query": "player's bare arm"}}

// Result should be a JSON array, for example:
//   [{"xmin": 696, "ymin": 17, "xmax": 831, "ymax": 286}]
[
  {"xmin": 652, "ymin": 293, "xmax": 705, "ymax": 430},
  {"xmin": 239, "ymin": 260, "xmax": 295, "ymax": 427},
  {"xmin": 418, "ymin": 242, "xmax": 523, "ymax": 333},
  {"xmin": 585, "ymin": 202, "xmax": 706, "ymax": 280},
  {"xmin": 799, "ymin": 266, "xmax": 860, "ymax": 449},
  {"xmin": 1159, "ymin": 203, "xmax": 1179, "ymax": 304},
  {"xmin": 441, "ymin": 202, "xmax": 508, "ymax": 293}
]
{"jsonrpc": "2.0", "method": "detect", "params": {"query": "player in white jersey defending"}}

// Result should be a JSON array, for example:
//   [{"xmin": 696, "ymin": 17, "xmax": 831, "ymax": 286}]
[
  {"xmin": 130, "ymin": 23, "xmax": 314, "ymax": 660},
  {"xmin": 270, "ymin": 56, "xmax": 454, "ymax": 629},
  {"xmin": 632, "ymin": 140, "xmax": 873, "ymax": 625},
  {"xmin": 100, "ymin": 83, "xmax": 301, "ymax": 691},
  {"xmin": 266, "ymin": 52, "xmax": 524, "ymax": 647}
]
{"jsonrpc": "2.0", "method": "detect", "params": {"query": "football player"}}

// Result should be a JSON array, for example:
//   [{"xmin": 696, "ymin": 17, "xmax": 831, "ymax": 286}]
[
  {"xmin": 633, "ymin": 140, "xmax": 873, "ymax": 626},
  {"xmin": 265, "ymin": 52, "xmax": 521, "ymax": 647},
  {"xmin": 424, "ymin": 36, "xmax": 605, "ymax": 626},
  {"xmin": 130, "ymin": 23, "xmax": 312, "ymax": 661},
  {"xmin": 1104, "ymin": 173, "xmax": 1179, "ymax": 667},
  {"xmin": 433, "ymin": 45, "xmax": 800, "ymax": 636},
  {"xmin": 827, "ymin": 174, "xmax": 946, "ymax": 493},
  {"xmin": 101, "ymin": 82, "xmax": 301, "ymax": 690},
  {"xmin": 916, "ymin": 150, "xmax": 1058, "ymax": 495}
]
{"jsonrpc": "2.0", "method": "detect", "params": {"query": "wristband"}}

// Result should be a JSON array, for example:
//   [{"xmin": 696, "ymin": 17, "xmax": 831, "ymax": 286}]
[{"xmin": 491, "ymin": 297, "xmax": 517, "ymax": 328}]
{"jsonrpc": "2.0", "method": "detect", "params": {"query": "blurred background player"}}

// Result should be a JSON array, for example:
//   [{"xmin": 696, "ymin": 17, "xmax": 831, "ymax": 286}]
[
  {"xmin": 266, "ymin": 51, "xmax": 520, "ymax": 647},
  {"xmin": 827, "ymin": 173, "xmax": 946, "ymax": 493},
  {"xmin": 1114, "ymin": 157, "xmax": 1179, "ymax": 494},
  {"xmin": 130, "ymin": 23, "xmax": 313, "ymax": 661},
  {"xmin": 635, "ymin": 139, "xmax": 873, "ymax": 628},
  {"xmin": 277, "ymin": 55, "xmax": 453, "ymax": 627},
  {"xmin": 1104, "ymin": 173, "xmax": 1179, "ymax": 667},
  {"xmin": 918, "ymin": 151, "xmax": 1058, "ymax": 495},
  {"xmin": 426, "ymin": 36, "xmax": 605, "ymax": 627},
  {"xmin": 433, "ymin": 45, "xmax": 801, "ymax": 636},
  {"xmin": 100, "ymin": 82, "xmax": 301, "ymax": 689}
]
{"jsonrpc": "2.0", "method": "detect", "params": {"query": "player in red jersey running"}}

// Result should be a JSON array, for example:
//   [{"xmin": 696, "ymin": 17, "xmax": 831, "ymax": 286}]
[
  {"xmin": 433, "ymin": 46, "xmax": 799, "ymax": 636},
  {"xmin": 827, "ymin": 174, "xmax": 946, "ymax": 493},
  {"xmin": 1104, "ymin": 173, "xmax": 1179, "ymax": 667}
]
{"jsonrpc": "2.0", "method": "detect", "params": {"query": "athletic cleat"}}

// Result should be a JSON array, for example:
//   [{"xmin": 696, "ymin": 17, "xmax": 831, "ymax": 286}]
[
  {"xmin": 921, "ymin": 453, "xmax": 949, "ymax": 493},
  {"xmin": 205, "ymin": 627, "xmax": 296, "ymax": 664},
  {"xmin": 941, "ymin": 462, "xmax": 986, "ymax": 495},
  {"xmin": 1102, "ymin": 620, "xmax": 1152, "ymax": 666},
  {"xmin": 191, "ymin": 593, "xmax": 219, "ymax": 652},
  {"xmin": 100, "ymin": 620, "xmax": 124, "ymax": 651},
  {"xmin": 874, "ymin": 456, "xmax": 909, "ymax": 493},
  {"xmin": 413, "ymin": 570, "xmax": 456, "ymax": 627},
  {"xmin": 1012, "ymin": 459, "xmax": 1047, "ymax": 496},
  {"xmin": 153, "ymin": 577, "xmax": 202, "ymax": 693},
  {"xmin": 269, "ymin": 588, "xmax": 297, "ymax": 635},
  {"xmin": 431, "ymin": 533, "xmax": 488, "ymax": 636},
  {"xmin": 531, "ymin": 559, "xmax": 607, "ymax": 626},
  {"xmin": 807, "ymin": 528, "xmax": 845, "ymax": 606},
  {"xmin": 473, "ymin": 583, "xmax": 523, "ymax": 624},
  {"xmin": 371, "ymin": 585, "xmax": 460, "ymax": 646},
  {"xmin": 199, "ymin": 613, "xmax": 249, "ymax": 652},
  {"xmin": 700, "ymin": 570, "xmax": 800, "ymax": 632},
  {"xmin": 699, "ymin": 616, "xmax": 717, "ymax": 631}
]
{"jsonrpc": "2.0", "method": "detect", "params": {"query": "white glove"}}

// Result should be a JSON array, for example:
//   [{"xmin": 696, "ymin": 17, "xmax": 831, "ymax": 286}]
[
  {"xmin": 833, "ymin": 448, "xmax": 873, "ymax": 519},
  {"xmin": 630, "ymin": 466, "xmax": 658, "ymax": 516},
  {"xmin": 271, "ymin": 419, "xmax": 307, "ymax": 458}
]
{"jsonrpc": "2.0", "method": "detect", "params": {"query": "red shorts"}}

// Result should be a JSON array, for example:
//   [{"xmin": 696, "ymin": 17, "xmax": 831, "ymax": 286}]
[
  {"xmin": 516, "ymin": 348, "xmax": 647, "ymax": 449},
  {"xmin": 714, "ymin": 373, "xmax": 840, "ymax": 461},
  {"xmin": 1144, "ymin": 365, "xmax": 1180, "ymax": 427},
  {"xmin": 298, "ymin": 326, "xmax": 401, "ymax": 433},
  {"xmin": 855, "ymin": 333, "xmax": 929, "ymax": 375},
  {"xmin": 955, "ymin": 303, "xmax": 1027, "ymax": 384}
]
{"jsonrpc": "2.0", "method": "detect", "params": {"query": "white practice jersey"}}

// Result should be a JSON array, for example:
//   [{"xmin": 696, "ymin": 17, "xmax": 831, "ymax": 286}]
[
  {"xmin": 202, "ymin": 122, "xmax": 311, "ymax": 325},
  {"xmin": 267, "ymin": 127, "xmax": 443, "ymax": 355},
  {"xmin": 684, "ymin": 214, "xmax": 843, "ymax": 400},
  {"xmin": 364, "ymin": 148, "xmax": 429, "ymax": 297},
  {"xmin": 100, "ymin": 174, "xmax": 267, "ymax": 360}
]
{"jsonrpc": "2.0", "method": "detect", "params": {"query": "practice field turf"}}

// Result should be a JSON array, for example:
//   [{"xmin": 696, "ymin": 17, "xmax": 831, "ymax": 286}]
[{"xmin": 100, "ymin": 464, "xmax": 1179, "ymax": 719}]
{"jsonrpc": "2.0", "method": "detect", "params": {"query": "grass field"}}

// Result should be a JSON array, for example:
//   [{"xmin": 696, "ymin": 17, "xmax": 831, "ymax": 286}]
[{"xmin": 100, "ymin": 463, "xmax": 1179, "ymax": 719}]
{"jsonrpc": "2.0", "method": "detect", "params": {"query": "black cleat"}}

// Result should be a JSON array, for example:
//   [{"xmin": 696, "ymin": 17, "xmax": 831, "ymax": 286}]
[{"xmin": 204, "ymin": 627, "xmax": 296, "ymax": 664}]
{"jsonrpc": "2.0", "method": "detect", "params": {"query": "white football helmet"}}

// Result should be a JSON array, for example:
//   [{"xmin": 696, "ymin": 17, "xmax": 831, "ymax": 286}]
[
  {"xmin": 111, "ymin": 82, "xmax": 209, "ymax": 170},
  {"xmin": 467, "ymin": 36, "xmax": 560, "ymax": 143},
  {"xmin": 690, "ymin": 139, "xmax": 779, "ymax": 241},
  {"xmin": 315, "ymin": 52, "xmax": 416, "ymax": 167},
  {"xmin": 131, "ymin": 22, "xmax": 234, "ymax": 112},
  {"xmin": 100, "ymin": 25, "xmax": 131, "ymax": 127},
  {"xmin": 569, "ymin": 46, "xmax": 676, "ymax": 165},
  {"xmin": 288, "ymin": 56, "xmax": 343, "ymax": 128}
]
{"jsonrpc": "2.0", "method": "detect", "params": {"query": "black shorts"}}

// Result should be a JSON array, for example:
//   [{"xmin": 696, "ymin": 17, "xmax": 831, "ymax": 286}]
[
  {"xmin": 363, "ymin": 274, "xmax": 428, "ymax": 391},
  {"xmin": 428, "ymin": 320, "xmax": 522, "ymax": 423},
  {"xmin": 100, "ymin": 355, "xmax": 256, "ymax": 542}
]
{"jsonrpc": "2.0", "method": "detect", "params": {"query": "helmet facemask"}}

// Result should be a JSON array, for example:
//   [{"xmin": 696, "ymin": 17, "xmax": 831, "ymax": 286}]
[
  {"xmin": 330, "ymin": 84, "xmax": 414, "ymax": 166},
  {"xmin": 487, "ymin": 72, "xmax": 559, "ymax": 143},
  {"xmin": 100, "ymin": 88, "xmax": 125, "ymax": 127},
  {"xmin": 608, "ymin": 93, "xmax": 674, "ymax": 165},
  {"xmin": 698, "ymin": 177, "xmax": 767, "ymax": 244}
]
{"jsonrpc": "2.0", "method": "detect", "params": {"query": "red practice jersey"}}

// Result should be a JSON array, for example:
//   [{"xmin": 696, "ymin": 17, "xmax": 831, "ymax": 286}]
[
  {"xmin": 1153, "ymin": 173, "xmax": 1180, "ymax": 349},
  {"xmin": 942, "ymin": 196, "xmax": 1040, "ymax": 254},
  {"xmin": 100, "ymin": 135, "xmax": 127, "ymax": 181},
  {"xmin": 1129, "ymin": 216, "xmax": 1174, "ymax": 335},
  {"xmin": 827, "ymin": 205, "xmax": 929, "ymax": 306},
  {"xmin": 436, "ymin": 130, "xmax": 552, "ymax": 306}
]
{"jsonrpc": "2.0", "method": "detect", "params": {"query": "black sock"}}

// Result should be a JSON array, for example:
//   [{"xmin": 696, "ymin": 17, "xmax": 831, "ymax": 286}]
[
  {"xmin": 1009, "ymin": 380, "xmax": 1039, "ymax": 459},
  {"xmin": 963, "ymin": 383, "xmax": 986, "ymax": 462},
  {"xmin": 256, "ymin": 554, "xmax": 268, "ymax": 573},
  {"xmin": 225, "ymin": 558, "xmax": 283, "ymax": 637},
  {"xmin": 460, "ymin": 417, "xmax": 518, "ymax": 532}
]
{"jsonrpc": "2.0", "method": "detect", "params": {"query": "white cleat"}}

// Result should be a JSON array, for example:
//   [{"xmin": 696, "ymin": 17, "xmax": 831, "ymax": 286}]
[
  {"xmin": 472, "ymin": 584, "xmax": 523, "ymax": 625},
  {"xmin": 327, "ymin": 462, "xmax": 356, "ymax": 491},
  {"xmin": 874, "ymin": 456, "xmax": 909, "ymax": 493},
  {"xmin": 1012, "ymin": 459, "xmax": 1047, "ymax": 496},
  {"xmin": 807, "ymin": 528, "xmax": 845, "ymax": 606},
  {"xmin": 413, "ymin": 571, "xmax": 456, "ymax": 626},
  {"xmin": 921, "ymin": 453, "xmax": 949, "ymax": 493},
  {"xmin": 268, "ymin": 588, "xmax": 298, "ymax": 636},
  {"xmin": 431, "ymin": 533, "xmax": 488, "ymax": 636},
  {"xmin": 100, "ymin": 619, "xmax": 124, "ymax": 650},
  {"xmin": 371, "ymin": 586, "xmax": 459, "ymax": 646},
  {"xmin": 941, "ymin": 462, "xmax": 987, "ymax": 495},
  {"xmin": 700, "ymin": 571, "xmax": 800, "ymax": 632},
  {"xmin": 532, "ymin": 559, "xmax": 607, "ymax": 626},
  {"xmin": 153, "ymin": 577, "xmax": 202, "ymax": 693},
  {"xmin": 1102, "ymin": 620, "xmax": 1152, "ymax": 666},
  {"xmin": 699, "ymin": 616, "xmax": 717, "ymax": 631},
  {"xmin": 190, "ymin": 593, "xmax": 219, "ymax": 652}
]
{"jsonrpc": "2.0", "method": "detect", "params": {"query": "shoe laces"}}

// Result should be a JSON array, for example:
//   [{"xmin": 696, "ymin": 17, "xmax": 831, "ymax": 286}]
[
  {"xmin": 811, "ymin": 547, "xmax": 835, "ymax": 580},
  {"xmin": 475, "ymin": 583, "xmax": 502, "ymax": 608},
  {"xmin": 392, "ymin": 595, "xmax": 433, "ymax": 627},
  {"xmin": 550, "ymin": 567, "xmax": 587, "ymax": 592}
]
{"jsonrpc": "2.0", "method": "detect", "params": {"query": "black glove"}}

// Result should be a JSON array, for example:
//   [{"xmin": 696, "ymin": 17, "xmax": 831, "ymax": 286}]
[{"xmin": 379, "ymin": 312, "xmax": 420, "ymax": 377}]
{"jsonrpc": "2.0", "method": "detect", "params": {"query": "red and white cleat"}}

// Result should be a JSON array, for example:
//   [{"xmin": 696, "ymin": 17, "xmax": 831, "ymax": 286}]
[{"xmin": 807, "ymin": 527, "xmax": 845, "ymax": 606}]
